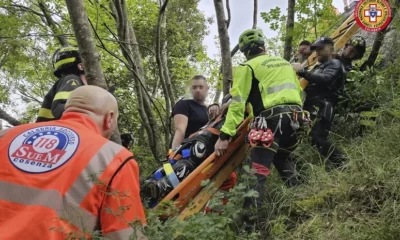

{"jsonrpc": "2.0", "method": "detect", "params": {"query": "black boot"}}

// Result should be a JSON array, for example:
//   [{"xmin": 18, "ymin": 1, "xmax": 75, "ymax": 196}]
[
  {"xmin": 325, "ymin": 149, "xmax": 348, "ymax": 172},
  {"xmin": 142, "ymin": 177, "xmax": 173, "ymax": 201}
]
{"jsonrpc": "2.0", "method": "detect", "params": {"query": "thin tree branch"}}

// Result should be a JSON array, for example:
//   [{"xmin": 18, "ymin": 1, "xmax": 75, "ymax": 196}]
[
  {"xmin": 87, "ymin": 0, "xmax": 116, "ymax": 18},
  {"xmin": 17, "ymin": 91, "xmax": 42, "ymax": 105},
  {"xmin": 0, "ymin": 33, "xmax": 156, "ymax": 54},
  {"xmin": 252, "ymin": 0, "xmax": 258, "ymax": 29},
  {"xmin": 0, "ymin": 108, "xmax": 21, "ymax": 126},
  {"xmin": 225, "ymin": 0, "xmax": 231, "ymax": 28},
  {"xmin": 3, "ymin": 4, "xmax": 44, "ymax": 16},
  {"xmin": 38, "ymin": 1, "xmax": 69, "ymax": 46}
]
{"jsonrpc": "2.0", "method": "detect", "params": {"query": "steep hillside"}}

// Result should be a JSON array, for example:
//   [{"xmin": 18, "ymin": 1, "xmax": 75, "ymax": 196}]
[{"xmin": 143, "ymin": 13, "xmax": 400, "ymax": 240}]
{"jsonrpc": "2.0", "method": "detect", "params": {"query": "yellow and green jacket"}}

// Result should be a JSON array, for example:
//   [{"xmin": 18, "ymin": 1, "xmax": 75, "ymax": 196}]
[
  {"xmin": 220, "ymin": 55, "xmax": 303, "ymax": 138},
  {"xmin": 36, "ymin": 74, "xmax": 84, "ymax": 122}
]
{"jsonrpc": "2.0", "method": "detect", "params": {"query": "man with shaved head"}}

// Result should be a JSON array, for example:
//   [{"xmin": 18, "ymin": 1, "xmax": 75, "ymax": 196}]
[{"xmin": 0, "ymin": 85, "xmax": 147, "ymax": 239}]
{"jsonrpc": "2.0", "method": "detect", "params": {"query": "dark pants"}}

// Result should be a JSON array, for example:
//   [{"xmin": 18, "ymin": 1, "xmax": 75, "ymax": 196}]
[
  {"xmin": 243, "ymin": 106, "xmax": 301, "ymax": 227},
  {"xmin": 304, "ymin": 100, "xmax": 345, "ymax": 168}
]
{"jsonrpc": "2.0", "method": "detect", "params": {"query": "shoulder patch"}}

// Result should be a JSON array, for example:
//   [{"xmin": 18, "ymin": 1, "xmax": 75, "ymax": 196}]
[
  {"xmin": 8, "ymin": 126, "xmax": 80, "ymax": 174},
  {"xmin": 67, "ymin": 79, "xmax": 80, "ymax": 86}
]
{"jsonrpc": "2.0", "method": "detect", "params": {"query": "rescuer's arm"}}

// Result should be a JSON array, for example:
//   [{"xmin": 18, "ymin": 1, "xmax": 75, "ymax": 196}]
[
  {"xmin": 100, "ymin": 155, "xmax": 147, "ymax": 240},
  {"xmin": 171, "ymin": 100, "xmax": 189, "ymax": 150},
  {"xmin": 51, "ymin": 76, "xmax": 83, "ymax": 119},
  {"xmin": 219, "ymin": 65, "xmax": 253, "ymax": 139},
  {"xmin": 297, "ymin": 60, "xmax": 342, "ymax": 86}
]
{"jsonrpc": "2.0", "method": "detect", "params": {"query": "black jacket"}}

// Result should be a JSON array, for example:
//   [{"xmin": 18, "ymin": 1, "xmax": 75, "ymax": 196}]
[
  {"xmin": 299, "ymin": 58, "xmax": 345, "ymax": 106},
  {"xmin": 36, "ymin": 74, "xmax": 84, "ymax": 122}
]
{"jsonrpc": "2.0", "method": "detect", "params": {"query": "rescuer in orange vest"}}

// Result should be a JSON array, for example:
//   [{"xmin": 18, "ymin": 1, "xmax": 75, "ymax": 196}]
[{"xmin": 0, "ymin": 85, "xmax": 147, "ymax": 240}]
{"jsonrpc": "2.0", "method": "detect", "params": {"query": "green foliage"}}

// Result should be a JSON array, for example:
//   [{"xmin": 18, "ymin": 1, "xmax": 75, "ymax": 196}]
[
  {"xmin": 1, "ymin": 1, "xmax": 400, "ymax": 239},
  {"xmin": 261, "ymin": 0, "xmax": 340, "ymax": 58},
  {"xmin": 260, "ymin": 7, "xmax": 286, "ymax": 31},
  {"xmin": 0, "ymin": 0, "xmax": 212, "ymax": 161},
  {"xmin": 140, "ymin": 163, "xmax": 261, "ymax": 240}
]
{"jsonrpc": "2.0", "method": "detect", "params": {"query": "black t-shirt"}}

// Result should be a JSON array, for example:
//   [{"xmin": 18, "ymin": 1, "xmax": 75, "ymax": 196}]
[{"xmin": 172, "ymin": 99, "xmax": 209, "ymax": 138}]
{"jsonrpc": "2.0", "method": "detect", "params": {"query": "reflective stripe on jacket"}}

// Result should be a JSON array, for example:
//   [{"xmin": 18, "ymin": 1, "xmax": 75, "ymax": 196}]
[
  {"xmin": 36, "ymin": 74, "xmax": 83, "ymax": 122},
  {"xmin": 0, "ymin": 112, "xmax": 146, "ymax": 239},
  {"xmin": 221, "ymin": 55, "xmax": 303, "ymax": 137}
]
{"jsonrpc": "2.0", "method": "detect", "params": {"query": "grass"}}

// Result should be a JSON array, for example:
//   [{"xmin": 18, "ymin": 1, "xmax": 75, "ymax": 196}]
[{"xmin": 261, "ymin": 118, "xmax": 400, "ymax": 240}]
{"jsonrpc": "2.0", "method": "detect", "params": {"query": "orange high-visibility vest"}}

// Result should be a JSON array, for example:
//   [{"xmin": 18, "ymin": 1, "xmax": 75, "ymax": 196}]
[{"xmin": 0, "ymin": 112, "xmax": 146, "ymax": 240}]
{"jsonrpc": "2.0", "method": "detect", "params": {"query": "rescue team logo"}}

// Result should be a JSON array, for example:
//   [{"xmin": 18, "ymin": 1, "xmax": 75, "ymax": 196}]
[
  {"xmin": 8, "ymin": 126, "xmax": 79, "ymax": 173},
  {"xmin": 354, "ymin": 0, "xmax": 392, "ymax": 32}
]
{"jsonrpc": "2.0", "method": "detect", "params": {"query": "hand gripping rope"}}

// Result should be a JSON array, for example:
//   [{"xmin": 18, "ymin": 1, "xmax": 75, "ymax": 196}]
[{"xmin": 248, "ymin": 117, "xmax": 274, "ymax": 148}]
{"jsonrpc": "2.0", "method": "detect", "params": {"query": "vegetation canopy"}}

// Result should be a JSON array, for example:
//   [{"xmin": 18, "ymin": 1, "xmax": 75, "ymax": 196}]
[{"xmin": 0, "ymin": 0, "xmax": 399, "ymax": 239}]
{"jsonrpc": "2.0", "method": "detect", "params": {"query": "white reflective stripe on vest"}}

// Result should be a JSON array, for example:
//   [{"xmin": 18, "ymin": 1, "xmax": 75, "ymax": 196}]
[
  {"xmin": 104, "ymin": 227, "xmax": 135, "ymax": 240},
  {"xmin": 65, "ymin": 141, "xmax": 124, "ymax": 230},
  {"xmin": 66, "ymin": 141, "xmax": 124, "ymax": 204},
  {"xmin": 267, "ymin": 83, "xmax": 298, "ymax": 94},
  {"xmin": 0, "ymin": 141, "xmax": 124, "ymax": 232},
  {"xmin": 231, "ymin": 95, "xmax": 244, "ymax": 103},
  {"xmin": 0, "ymin": 180, "xmax": 97, "ymax": 230}
]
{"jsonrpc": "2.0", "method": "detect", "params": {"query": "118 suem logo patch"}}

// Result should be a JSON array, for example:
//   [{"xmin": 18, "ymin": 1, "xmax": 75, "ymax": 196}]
[
  {"xmin": 8, "ymin": 126, "xmax": 80, "ymax": 173},
  {"xmin": 354, "ymin": 0, "xmax": 392, "ymax": 32}
]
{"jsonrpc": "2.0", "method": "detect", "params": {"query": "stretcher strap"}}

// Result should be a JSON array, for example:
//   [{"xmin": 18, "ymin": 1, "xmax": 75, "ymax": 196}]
[{"xmin": 163, "ymin": 163, "xmax": 180, "ymax": 188}]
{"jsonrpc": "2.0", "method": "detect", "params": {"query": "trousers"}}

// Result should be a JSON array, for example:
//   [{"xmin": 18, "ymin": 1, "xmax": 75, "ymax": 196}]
[
  {"xmin": 304, "ymin": 100, "xmax": 345, "ymax": 168},
  {"xmin": 243, "ymin": 105, "xmax": 301, "ymax": 226}
]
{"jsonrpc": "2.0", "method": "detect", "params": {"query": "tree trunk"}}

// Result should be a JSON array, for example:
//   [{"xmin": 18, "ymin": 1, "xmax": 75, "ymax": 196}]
[
  {"xmin": 162, "ymin": 41, "xmax": 174, "ymax": 106},
  {"xmin": 65, "ymin": 0, "xmax": 121, "ymax": 144},
  {"xmin": 212, "ymin": 74, "xmax": 223, "ymax": 103},
  {"xmin": 283, "ymin": 0, "xmax": 296, "ymax": 61},
  {"xmin": 155, "ymin": 0, "xmax": 172, "ymax": 152},
  {"xmin": 214, "ymin": 0, "xmax": 257, "ymax": 99},
  {"xmin": 213, "ymin": 0, "xmax": 233, "ymax": 97},
  {"xmin": 0, "ymin": 108, "xmax": 21, "ymax": 126},
  {"xmin": 313, "ymin": 0, "xmax": 318, "ymax": 39},
  {"xmin": 38, "ymin": 2, "xmax": 69, "ymax": 46},
  {"xmin": 161, "ymin": 20, "xmax": 175, "ymax": 107},
  {"xmin": 213, "ymin": 90, "xmax": 222, "ymax": 103},
  {"xmin": 111, "ymin": 0, "xmax": 163, "ymax": 160},
  {"xmin": 65, "ymin": 0, "xmax": 106, "ymax": 88}
]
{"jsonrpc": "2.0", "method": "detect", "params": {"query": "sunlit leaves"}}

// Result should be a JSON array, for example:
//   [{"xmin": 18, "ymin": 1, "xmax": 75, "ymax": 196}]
[{"xmin": 261, "ymin": 7, "xmax": 285, "ymax": 31}]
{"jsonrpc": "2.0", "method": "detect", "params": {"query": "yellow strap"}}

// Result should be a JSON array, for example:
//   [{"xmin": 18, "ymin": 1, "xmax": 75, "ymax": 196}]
[
  {"xmin": 53, "ymin": 91, "xmax": 71, "ymax": 101},
  {"xmin": 37, "ymin": 108, "xmax": 55, "ymax": 119},
  {"xmin": 163, "ymin": 163, "xmax": 174, "ymax": 175},
  {"xmin": 54, "ymin": 57, "xmax": 76, "ymax": 69}
]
